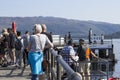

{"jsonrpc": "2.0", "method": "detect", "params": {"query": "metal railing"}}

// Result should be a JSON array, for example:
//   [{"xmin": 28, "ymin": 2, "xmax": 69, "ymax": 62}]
[
  {"xmin": 46, "ymin": 48, "xmax": 111, "ymax": 80},
  {"xmin": 90, "ymin": 57, "xmax": 110, "ymax": 80},
  {"xmin": 46, "ymin": 48, "xmax": 82, "ymax": 80}
]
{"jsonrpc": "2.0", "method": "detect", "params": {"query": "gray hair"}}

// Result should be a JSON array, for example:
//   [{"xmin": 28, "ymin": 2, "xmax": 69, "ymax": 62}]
[
  {"xmin": 33, "ymin": 24, "xmax": 42, "ymax": 33},
  {"xmin": 41, "ymin": 24, "xmax": 47, "ymax": 31}
]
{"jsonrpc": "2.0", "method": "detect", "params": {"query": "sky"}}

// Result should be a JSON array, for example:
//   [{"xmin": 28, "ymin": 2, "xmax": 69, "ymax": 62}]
[{"xmin": 0, "ymin": 0, "xmax": 120, "ymax": 24}]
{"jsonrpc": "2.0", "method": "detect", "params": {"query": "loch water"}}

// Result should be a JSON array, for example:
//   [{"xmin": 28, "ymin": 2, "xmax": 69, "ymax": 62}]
[{"xmin": 112, "ymin": 39, "xmax": 120, "ymax": 77}]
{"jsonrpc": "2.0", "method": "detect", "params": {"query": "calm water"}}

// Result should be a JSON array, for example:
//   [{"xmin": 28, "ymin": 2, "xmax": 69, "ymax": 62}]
[{"xmin": 112, "ymin": 39, "xmax": 120, "ymax": 77}]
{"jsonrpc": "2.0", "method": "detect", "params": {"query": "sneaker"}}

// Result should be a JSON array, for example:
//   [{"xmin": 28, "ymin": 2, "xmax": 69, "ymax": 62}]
[
  {"xmin": 10, "ymin": 62, "xmax": 16, "ymax": 67},
  {"xmin": 1, "ymin": 63, "xmax": 8, "ymax": 67},
  {"xmin": 17, "ymin": 66, "xmax": 22, "ymax": 69}
]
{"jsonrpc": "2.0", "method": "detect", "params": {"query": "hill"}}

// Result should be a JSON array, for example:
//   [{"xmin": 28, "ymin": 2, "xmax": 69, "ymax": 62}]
[
  {"xmin": 105, "ymin": 31, "xmax": 120, "ymax": 39},
  {"xmin": 0, "ymin": 16, "xmax": 120, "ymax": 38}
]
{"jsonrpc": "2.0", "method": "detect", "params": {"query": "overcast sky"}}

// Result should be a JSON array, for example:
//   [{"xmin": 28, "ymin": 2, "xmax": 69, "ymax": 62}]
[{"xmin": 0, "ymin": 0, "xmax": 120, "ymax": 24}]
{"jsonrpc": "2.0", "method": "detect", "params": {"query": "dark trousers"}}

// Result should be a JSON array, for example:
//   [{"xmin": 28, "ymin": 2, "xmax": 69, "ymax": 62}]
[
  {"xmin": 23, "ymin": 49, "xmax": 28, "ymax": 65},
  {"xmin": 31, "ymin": 74, "xmax": 39, "ymax": 80}
]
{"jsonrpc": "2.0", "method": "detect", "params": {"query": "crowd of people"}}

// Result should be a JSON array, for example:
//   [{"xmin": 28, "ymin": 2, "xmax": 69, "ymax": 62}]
[
  {"xmin": 0, "ymin": 28, "xmax": 29, "ymax": 68},
  {"xmin": 0, "ymin": 24, "xmax": 53, "ymax": 80},
  {"xmin": 0, "ymin": 24, "xmax": 98, "ymax": 80}
]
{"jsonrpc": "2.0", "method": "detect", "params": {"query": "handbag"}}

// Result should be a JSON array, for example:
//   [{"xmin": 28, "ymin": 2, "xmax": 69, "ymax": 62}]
[{"xmin": 37, "ymin": 35, "xmax": 48, "ymax": 71}]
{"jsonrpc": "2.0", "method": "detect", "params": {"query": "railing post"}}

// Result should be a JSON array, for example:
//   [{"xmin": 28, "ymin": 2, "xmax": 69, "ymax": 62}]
[
  {"xmin": 56, "ymin": 50, "xmax": 61, "ymax": 80},
  {"xmin": 47, "ymin": 49, "xmax": 51, "ymax": 80},
  {"xmin": 51, "ymin": 52, "xmax": 54, "ymax": 80},
  {"xmin": 106, "ymin": 61, "xmax": 109, "ymax": 80},
  {"xmin": 99, "ymin": 59, "xmax": 102, "ymax": 78}
]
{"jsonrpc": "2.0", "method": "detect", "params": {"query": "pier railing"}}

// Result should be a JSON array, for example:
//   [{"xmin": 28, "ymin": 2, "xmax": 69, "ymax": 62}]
[
  {"xmin": 45, "ymin": 48, "xmax": 110, "ymax": 80},
  {"xmin": 90, "ymin": 57, "xmax": 110, "ymax": 80},
  {"xmin": 46, "ymin": 48, "xmax": 82, "ymax": 80}
]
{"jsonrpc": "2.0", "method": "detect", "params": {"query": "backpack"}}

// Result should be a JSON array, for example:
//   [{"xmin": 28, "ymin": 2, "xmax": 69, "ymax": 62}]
[
  {"xmin": 15, "ymin": 38, "xmax": 22, "ymax": 50},
  {"xmin": 77, "ymin": 45, "xmax": 87, "ymax": 61},
  {"xmin": 0, "ymin": 34, "xmax": 9, "ymax": 48}
]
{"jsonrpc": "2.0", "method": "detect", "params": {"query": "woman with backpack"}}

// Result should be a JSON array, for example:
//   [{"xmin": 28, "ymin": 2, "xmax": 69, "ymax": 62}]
[{"xmin": 15, "ymin": 31, "xmax": 23, "ymax": 68}]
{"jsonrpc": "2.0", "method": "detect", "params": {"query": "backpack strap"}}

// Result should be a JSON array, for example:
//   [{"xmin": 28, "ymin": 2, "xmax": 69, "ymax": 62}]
[{"xmin": 36, "ymin": 35, "xmax": 43, "ymax": 51}]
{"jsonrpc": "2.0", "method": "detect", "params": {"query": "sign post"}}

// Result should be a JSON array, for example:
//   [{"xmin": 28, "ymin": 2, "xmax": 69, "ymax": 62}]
[{"xmin": 12, "ymin": 22, "xmax": 16, "ymax": 33}]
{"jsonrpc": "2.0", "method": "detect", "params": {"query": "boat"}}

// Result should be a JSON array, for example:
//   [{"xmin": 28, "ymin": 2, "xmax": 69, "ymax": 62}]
[
  {"xmin": 73, "ymin": 28, "xmax": 116, "ymax": 79},
  {"xmin": 88, "ymin": 28, "xmax": 115, "ymax": 71},
  {"xmin": 52, "ymin": 28, "xmax": 116, "ymax": 80},
  {"xmin": 88, "ymin": 35, "xmax": 115, "ymax": 79}
]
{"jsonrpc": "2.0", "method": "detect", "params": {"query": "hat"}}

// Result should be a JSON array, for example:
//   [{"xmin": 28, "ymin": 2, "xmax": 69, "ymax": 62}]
[
  {"xmin": 2, "ymin": 28, "xmax": 8, "ymax": 35},
  {"xmin": 33, "ymin": 24, "xmax": 42, "ymax": 33}
]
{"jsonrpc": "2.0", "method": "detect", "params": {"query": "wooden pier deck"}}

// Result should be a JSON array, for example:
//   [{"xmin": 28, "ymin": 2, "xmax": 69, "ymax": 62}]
[{"xmin": 0, "ymin": 65, "xmax": 31, "ymax": 80}]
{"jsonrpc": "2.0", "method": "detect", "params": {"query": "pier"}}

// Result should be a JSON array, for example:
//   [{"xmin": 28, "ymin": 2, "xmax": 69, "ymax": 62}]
[
  {"xmin": 0, "ymin": 34, "xmax": 115, "ymax": 80},
  {"xmin": 0, "ymin": 65, "xmax": 31, "ymax": 80},
  {"xmin": 0, "ymin": 48, "xmax": 112, "ymax": 80}
]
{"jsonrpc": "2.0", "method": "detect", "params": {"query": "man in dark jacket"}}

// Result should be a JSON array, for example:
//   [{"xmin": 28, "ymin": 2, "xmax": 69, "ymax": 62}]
[
  {"xmin": 41, "ymin": 24, "xmax": 53, "ymax": 72},
  {"xmin": 41, "ymin": 24, "xmax": 53, "ymax": 42},
  {"xmin": 7, "ymin": 28, "xmax": 16, "ymax": 65}
]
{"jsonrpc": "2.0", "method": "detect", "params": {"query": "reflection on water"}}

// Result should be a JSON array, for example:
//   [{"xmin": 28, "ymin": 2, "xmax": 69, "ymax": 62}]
[{"xmin": 112, "ymin": 39, "xmax": 120, "ymax": 77}]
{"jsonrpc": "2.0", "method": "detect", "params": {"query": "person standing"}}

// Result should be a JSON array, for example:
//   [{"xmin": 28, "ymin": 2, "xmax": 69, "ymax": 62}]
[
  {"xmin": 62, "ymin": 40, "xmax": 79, "ymax": 70},
  {"xmin": 101, "ymin": 34, "xmax": 104, "ymax": 44},
  {"xmin": 88, "ymin": 28, "xmax": 92, "ymax": 44},
  {"xmin": 77, "ymin": 39, "xmax": 97, "ymax": 80},
  {"xmin": 64, "ymin": 34, "xmax": 67, "ymax": 45},
  {"xmin": 15, "ymin": 31, "xmax": 23, "ymax": 68},
  {"xmin": 41, "ymin": 24, "xmax": 53, "ymax": 43},
  {"xmin": 27, "ymin": 24, "xmax": 53, "ymax": 80},
  {"xmin": 68, "ymin": 32, "xmax": 72, "ymax": 41},
  {"xmin": 0, "ymin": 28, "xmax": 9, "ymax": 67},
  {"xmin": 7, "ymin": 28, "xmax": 16, "ymax": 65},
  {"xmin": 22, "ymin": 31, "xmax": 30, "ymax": 66},
  {"xmin": 41, "ymin": 24, "xmax": 53, "ymax": 72},
  {"xmin": 61, "ymin": 40, "xmax": 79, "ymax": 79}
]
